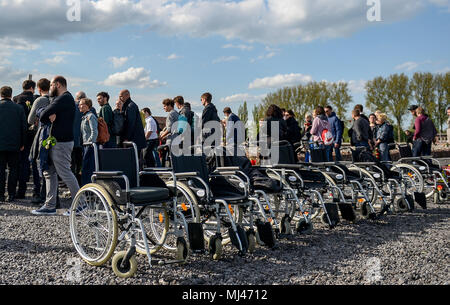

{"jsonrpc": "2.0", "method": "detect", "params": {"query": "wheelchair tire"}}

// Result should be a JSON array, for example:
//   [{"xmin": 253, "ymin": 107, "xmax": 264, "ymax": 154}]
[
  {"xmin": 390, "ymin": 164, "xmax": 424, "ymax": 195},
  {"xmin": 279, "ymin": 215, "xmax": 291, "ymax": 235},
  {"xmin": 296, "ymin": 218, "xmax": 313, "ymax": 234},
  {"xmin": 246, "ymin": 230, "xmax": 256, "ymax": 254},
  {"xmin": 135, "ymin": 208, "xmax": 169, "ymax": 256},
  {"xmin": 395, "ymin": 197, "xmax": 409, "ymax": 213},
  {"xmin": 360, "ymin": 202, "xmax": 370, "ymax": 219},
  {"xmin": 175, "ymin": 237, "xmax": 189, "ymax": 262},
  {"xmin": 69, "ymin": 183, "xmax": 118, "ymax": 267},
  {"xmin": 111, "ymin": 251, "xmax": 137, "ymax": 278},
  {"xmin": 209, "ymin": 235, "xmax": 223, "ymax": 260}
]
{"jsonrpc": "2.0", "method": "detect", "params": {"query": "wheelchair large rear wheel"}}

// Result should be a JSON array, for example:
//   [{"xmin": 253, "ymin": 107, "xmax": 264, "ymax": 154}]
[
  {"xmin": 69, "ymin": 184, "xmax": 118, "ymax": 266},
  {"xmin": 135, "ymin": 207, "xmax": 169, "ymax": 255},
  {"xmin": 390, "ymin": 163, "xmax": 424, "ymax": 195}
]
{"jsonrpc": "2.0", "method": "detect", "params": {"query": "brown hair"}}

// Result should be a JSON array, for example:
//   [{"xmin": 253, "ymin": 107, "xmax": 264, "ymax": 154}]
[
  {"xmin": 416, "ymin": 107, "xmax": 425, "ymax": 115},
  {"xmin": 266, "ymin": 104, "xmax": 283, "ymax": 119},
  {"xmin": 352, "ymin": 109, "xmax": 361, "ymax": 117},
  {"xmin": 162, "ymin": 98, "xmax": 174, "ymax": 107},
  {"xmin": 201, "ymin": 92, "xmax": 212, "ymax": 103},
  {"xmin": 354, "ymin": 104, "xmax": 363, "ymax": 112},
  {"xmin": 174, "ymin": 96, "xmax": 184, "ymax": 105},
  {"xmin": 0, "ymin": 86, "xmax": 12, "ymax": 98},
  {"xmin": 53, "ymin": 76, "xmax": 67, "ymax": 88},
  {"xmin": 22, "ymin": 80, "xmax": 36, "ymax": 90},
  {"xmin": 37, "ymin": 78, "xmax": 50, "ymax": 92},
  {"xmin": 314, "ymin": 106, "xmax": 325, "ymax": 116},
  {"xmin": 80, "ymin": 98, "xmax": 92, "ymax": 108},
  {"xmin": 223, "ymin": 107, "xmax": 232, "ymax": 114}
]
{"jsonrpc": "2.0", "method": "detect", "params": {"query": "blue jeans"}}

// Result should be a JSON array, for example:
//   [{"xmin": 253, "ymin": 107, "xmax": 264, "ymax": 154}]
[
  {"xmin": 355, "ymin": 141, "xmax": 370, "ymax": 148},
  {"xmin": 378, "ymin": 142, "xmax": 390, "ymax": 161}
]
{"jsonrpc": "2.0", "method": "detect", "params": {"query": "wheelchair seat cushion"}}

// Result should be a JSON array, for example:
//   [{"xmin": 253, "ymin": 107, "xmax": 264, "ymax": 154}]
[
  {"xmin": 212, "ymin": 192, "xmax": 248, "ymax": 202},
  {"xmin": 129, "ymin": 187, "xmax": 171, "ymax": 204}
]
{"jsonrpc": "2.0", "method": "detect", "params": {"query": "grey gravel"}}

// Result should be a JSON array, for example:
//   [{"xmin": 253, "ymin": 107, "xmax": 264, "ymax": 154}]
[{"xmin": 0, "ymin": 192, "xmax": 449, "ymax": 285}]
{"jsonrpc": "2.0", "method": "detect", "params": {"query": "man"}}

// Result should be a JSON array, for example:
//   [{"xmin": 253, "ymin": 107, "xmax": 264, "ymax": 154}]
[
  {"xmin": 174, "ymin": 96, "xmax": 195, "ymax": 147},
  {"xmin": 71, "ymin": 91, "xmax": 85, "ymax": 185},
  {"xmin": 0, "ymin": 86, "xmax": 27, "ymax": 202},
  {"xmin": 160, "ymin": 98, "xmax": 179, "ymax": 145},
  {"xmin": 223, "ymin": 107, "xmax": 244, "ymax": 155},
  {"xmin": 118, "ymin": 90, "xmax": 147, "ymax": 154},
  {"xmin": 351, "ymin": 109, "xmax": 370, "ymax": 148},
  {"xmin": 200, "ymin": 92, "xmax": 220, "ymax": 146},
  {"xmin": 412, "ymin": 107, "xmax": 437, "ymax": 157},
  {"xmin": 32, "ymin": 76, "xmax": 80, "ymax": 215},
  {"xmin": 283, "ymin": 110, "xmax": 302, "ymax": 146},
  {"xmin": 325, "ymin": 106, "xmax": 343, "ymax": 161},
  {"xmin": 142, "ymin": 107, "xmax": 161, "ymax": 167},
  {"xmin": 13, "ymin": 80, "xmax": 39, "ymax": 199},
  {"xmin": 97, "ymin": 91, "xmax": 116, "ymax": 148},
  {"xmin": 28, "ymin": 78, "xmax": 51, "ymax": 204}
]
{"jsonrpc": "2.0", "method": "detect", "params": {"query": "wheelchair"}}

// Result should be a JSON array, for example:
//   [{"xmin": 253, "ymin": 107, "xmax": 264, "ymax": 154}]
[
  {"xmin": 394, "ymin": 143, "xmax": 449, "ymax": 204},
  {"xmin": 69, "ymin": 142, "xmax": 191, "ymax": 278}
]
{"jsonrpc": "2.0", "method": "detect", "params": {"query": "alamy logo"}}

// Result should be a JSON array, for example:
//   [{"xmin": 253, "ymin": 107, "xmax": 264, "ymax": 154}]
[
  {"xmin": 365, "ymin": 257, "xmax": 383, "ymax": 283},
  {"xmin": 367, "ymin": 0, "xmax": 382, "ymax": 22},
  {"xmin": 67, "ymin": 0, "xmax": 81, "ymax": 22}
]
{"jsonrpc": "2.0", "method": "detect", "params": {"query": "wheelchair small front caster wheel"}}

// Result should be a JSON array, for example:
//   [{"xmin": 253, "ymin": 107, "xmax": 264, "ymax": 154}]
[
  {"xmin": 175, "ymin": 237, "xmax": 189, "ymax": 263},
  {"xmin": 296, "ymin": 219, "xmax": 313, "ymax": 234},
  {"xmin": 246, "ymin": 230, "xmax": 256, "ymax": 253},
  {"xmin": 209, "ymin": 235, "xmax": 223, "ymax": 260},
  {"xmin": 279, "ymin": 215, "xmax": 291, "ymax": 234},
  {"xmin": 111, "ymin": 251, "xmax": 137, "ymax": 278},
  {"xmin": 395, "ymin": 197, "xmax": 409, "ymax": 213}
]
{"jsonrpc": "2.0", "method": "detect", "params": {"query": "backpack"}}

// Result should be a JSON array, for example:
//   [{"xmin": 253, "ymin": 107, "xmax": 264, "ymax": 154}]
[
  {"xmin": 96, "ymin": 117, "xmax": 110, "ymax": 144},
  {"xmin": 177, "ymin": 114, "xmax": 189, "ymax": 134},
  {"xmin": 111, "ymin": 111, "xmax": 125, "ymax": 136},
  {"xmin": 321, "ymin": 129, "xmax": 334, "ymax": 145},
  {"xmin": 339, "ymin": 119, "xmax": 345, "ymax": 133}
]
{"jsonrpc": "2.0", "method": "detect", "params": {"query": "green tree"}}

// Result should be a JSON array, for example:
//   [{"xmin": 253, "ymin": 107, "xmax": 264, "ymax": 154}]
[
  {"xmin": 238, "ymin": 101, "xmax": 248, "ymax": 126},
  {"xmin": 365, "ymin": 76, "xmax": 389, "ymax": 113},
  {"xmin": 434, "ymin": 73, "xmax": 447, "ymax": 133},
  {"xmin": 410, "ymin": 72, "xmax": 436, "ymax": 123},
  {"xmin": 386, "ymin": 73, "xmax": 412, "ymax": 141},
  {"xmin": 329, "ymin": 82, "xmax": 352, "ymax": 123}
]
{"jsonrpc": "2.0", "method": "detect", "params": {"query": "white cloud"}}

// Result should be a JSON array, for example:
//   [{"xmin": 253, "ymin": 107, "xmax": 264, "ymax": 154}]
[
  {"xmin": 166, "ymin": 53, "xmax": 182, "ymax": 60},
  {"xmin": 347, "ymin": 80, "xmax": 367, "ymax": 94},
  {"xmin": 220, "ymin": 93, "xmax": 266, "ymax": 103},
  {"xmin": 44, "ymin": 55, "xmax": 66, "ymax": 65},
  {"xmin": 222, "ymin": 44, "xmax": 254, "ymax": 51},
  {"xmin": 0, "ymin": 0, "xmax": 442, "ymax": 46},
  {"xmin": 249, "ymin": 73, "xmax": 313, "ymax": 89},
  {"xmin": 102, "ymin": 67, "xmax": 167, "ymax": 89},
  {"xmin": 212, "ymin": 56, "xmax": 239, "ymax": 64},
  {"xmin": 395, "ymin": 61, "xmax": 420, "ymax": 71},
  {"xmin": 109, "ymin": 56, "xmax": 132, "ymax": 68}
]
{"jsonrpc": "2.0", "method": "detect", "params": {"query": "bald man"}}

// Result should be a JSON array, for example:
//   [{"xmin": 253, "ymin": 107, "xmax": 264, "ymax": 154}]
[{"xmin": 117, "ymin": 89, "xmax": 146, "ymax": 152}]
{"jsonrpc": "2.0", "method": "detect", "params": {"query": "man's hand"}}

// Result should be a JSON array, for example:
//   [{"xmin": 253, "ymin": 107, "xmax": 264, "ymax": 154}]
[
  {"xmin": 49, "ymin": 114, "xmax": 56, "ymax": 123},
  {"xmin": 20, "ymin": 146, "xmax": 24, "ymax": 152},
  {"xmin": 334, "ymin": 143, "xmax": 340, "ymax": 149}
]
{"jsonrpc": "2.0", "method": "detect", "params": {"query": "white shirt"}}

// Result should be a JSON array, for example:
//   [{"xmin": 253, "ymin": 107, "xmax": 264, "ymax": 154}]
[{"xmin": 145, "ymin": 116, "xmax": 158, "ymax": 140}]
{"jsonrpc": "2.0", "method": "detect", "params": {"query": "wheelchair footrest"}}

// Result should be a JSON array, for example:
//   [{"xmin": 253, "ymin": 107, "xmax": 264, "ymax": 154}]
[
  {"xmin": 188, "ymin": 222, "xmax": 205, "ymax": 252},
  {"xmin": 256, "ymin": 220, "xmax": 276, "ymax": 248},
  {"xmin": 338, "ymin": 202, "xmax": 356, "ymax": 221},
  {"xmin": 229, "ymin": 225, "xmax": 248, "ymax": 254},
  {"xmin": 414, "ymin": 192, "xmax": 426, "ymax": 209},
  {"xmin": 324, "ymin": 203, "xmax": 340, "ymax": 226}
]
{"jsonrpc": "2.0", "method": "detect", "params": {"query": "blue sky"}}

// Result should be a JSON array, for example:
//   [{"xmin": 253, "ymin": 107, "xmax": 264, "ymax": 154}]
[{"xmin": 0, "ymin": 0, "xmax": 449, "ymax": 124}]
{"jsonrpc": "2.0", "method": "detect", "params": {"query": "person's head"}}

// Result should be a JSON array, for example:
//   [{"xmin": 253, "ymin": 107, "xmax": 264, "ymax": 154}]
[
  {"xmin": 162, "ymin": 98, "xmax": 174, "ymax": 112},
  {"xmin": 314, "ymin": 106, "xmax": 325, "ymax": 118},
  {"xmin": 184, "ymin": 102, "xmax": 191, "ymax": 110},
  {"xmin": 352, "ymin": 109, "xmax": 361, "ymax": 120},
  {"xmin": 369, "ymin": 113, "xmax": 377, "ymax": 124},
  {"xmin": 115, "ymin": 99, "xmax": 123, "ymax": 111},
  {"xmin": 376, "ymin": 113, "xmax": 387, "ymax": 124},
  {"xmin": 22, "ymin": 80, "xmax": 36, "ymax": 93},
  {"xmin": 201, "ymin": 92, "xmax": 212, "ymax": 106},
  {"xmin": 266, "ymin": 104, "xmax": 283, "ymax": 119},
  {"xmin": 75, "ymin": 91, "xmax": 86, "ymax": 102},
  {"xmin": 324, "ymin": 105, "xmax": 333, "ymax": 117},
  {"xmin": 119, "ymin": 89, "xmax": 130, "ymax": 103},
  {"xmin": 223, "ymin": 107, "xmax": 232, "ymax": 118},
  {"xmin": 0, "ymin": 86, "xmax": 12, "ymax": 100},
  {"xmin": 416, "ymin": 106, "xmax": 425, "ymax": 116},
  {"xmin": 78, "ymin": 97, "xmax": 92, "ymax": 114},
  {"xmin": 142, "ymin": 107, "xmax": 151, "ymax": 118},
  {"xmin": 96, "ymin": 92, "xmax": 110, "ymax": 106},
  {"xmin": 50, "ymin": 76, "xmax": 67, "ymax": 97},
  {"xmin": 174, "ymin": 96, "xmax": 184, "ymax": 109},
  {"xmin": 408, "ymin": 105, "xmax": 418, "ymax": 117},
  {"xmin": 446, "ymin": 106, "xmax": 450, "ymax": 117},
  {"xmin": 354, "ymin": 104, "xmax": 364, "ymax": 113},
  {"xmin": 405, "ymin": 130, "xmax": 412, "ymax": 136},
  {"xmin": 305, "ymin": 113, "xmax": 312, "ymax": 123},
  {"xmin": 37, "ymin": 78, "xmax": 50, "ymax": 95}
]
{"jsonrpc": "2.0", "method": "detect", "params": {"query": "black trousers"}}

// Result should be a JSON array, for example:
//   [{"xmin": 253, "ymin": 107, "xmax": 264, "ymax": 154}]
[
  {"xmin": 71, "ymin": 146, "xmax": 83, "ymax": 186},
  {"xmin": 0, "ymin": 151, "xmax": 20, "ymax": 198},
  {"xmin": 143, "ymin": 139, "xmax": 160, "ymax": 168}
]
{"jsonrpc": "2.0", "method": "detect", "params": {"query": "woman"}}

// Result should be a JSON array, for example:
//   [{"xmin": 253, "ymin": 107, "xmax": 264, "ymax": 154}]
[
  {"xmin": 310, "ymin": 106, "xmax": 332, "ymax": 161},
  {"xmin": 369, "ymin": 113, "xmax": 377, "ymax": 148},
  {"xmin": 79, "ymin": 98, "xmax": 98, "ymax": 187},
  {"xmin": 261, "ymin": 104, "xmax": 288, "ymax": 143},
  {"xmin": 374, "ymin": 113, "xmax": 390, "ymax": 161}
]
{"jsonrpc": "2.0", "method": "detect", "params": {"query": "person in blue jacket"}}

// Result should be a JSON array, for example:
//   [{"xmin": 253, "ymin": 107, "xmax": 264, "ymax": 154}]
[{"xmin": 325, "ymin": 105, "xmax": 343, "ymax": 161}]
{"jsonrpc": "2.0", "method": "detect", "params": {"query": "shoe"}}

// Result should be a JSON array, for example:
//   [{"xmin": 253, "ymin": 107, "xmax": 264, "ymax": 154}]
[
  {"xmin": 63, "ymin": 204, "xmax": 87, "ymax": 216},
  {"xmin": 31, "ymin": 206, "xmax": 57, "ymax": 216},
  {"xmin": 31, "ymin": 194, "xmax": 44, "ymax": 205}
]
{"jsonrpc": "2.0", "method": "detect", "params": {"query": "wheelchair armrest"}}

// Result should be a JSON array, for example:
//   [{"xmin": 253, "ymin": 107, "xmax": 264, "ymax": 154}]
[
  {"xmin": 143, "ymin": 167, "xmax": 173, "ymax": 172},
  {"xmin": 93, "ymin": 171, "xmax": 124, "ymax": 177},
  {"xmin": 215, "ymin": 167, "xmax": 240, "ymax": 171},
  {"xmin": 175, "ymin": 172, "xmax": 200, "ymax": 178}
]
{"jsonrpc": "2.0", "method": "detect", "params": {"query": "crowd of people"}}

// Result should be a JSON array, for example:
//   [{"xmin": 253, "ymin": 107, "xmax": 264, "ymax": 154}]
[{"xmin": 0, "ymin": 76, "xmax": 443, "ymax": 216}]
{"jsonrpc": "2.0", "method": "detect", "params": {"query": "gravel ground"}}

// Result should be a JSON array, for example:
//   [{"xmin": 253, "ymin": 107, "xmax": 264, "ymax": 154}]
[{"xmin": 0, "ymin": 192, "xmax": 448, "ymax": 285}]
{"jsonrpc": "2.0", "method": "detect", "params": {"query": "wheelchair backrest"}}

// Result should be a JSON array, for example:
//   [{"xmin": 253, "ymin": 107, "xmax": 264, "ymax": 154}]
[
  {"xmin": 398, "ymin": 144, "xmax": 413, "ymax": 158},
  {"xmin": 96, "ymin": 146, "xmax": 139, "ymax": 188},
  {"xmin": 171, "ymin": 153, "xmax": 210, "ymax": 187},
  {"xmin": 263, "ymin": 141, "xmax": 296, "ymax": 166}
]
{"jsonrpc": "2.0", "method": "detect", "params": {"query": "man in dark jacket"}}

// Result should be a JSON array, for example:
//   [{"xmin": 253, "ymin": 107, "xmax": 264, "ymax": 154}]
[
  {"xmin": 201, "ymin": 92, "xmax": 221, "ymax": 146},
  {"xmin": 283, "ymin": 110, "xmax": 301, "ymax": 145},
  {"xmin": 351, "ymin": 109, "xmax": 370, "ymax": 148},
  {"xmin": 97, "ymin": 91, "xmax": 116, "ymax": 148},
  {"xmin": 13, "ymin": 79, "xmax": 39, "ymax": 199},
  {"xmin": 325, "ymin": 106, "xmax": 343, "ymax": 161},
  {"xmin": 0, "ymin": 86, "xmax": 27, "ymax": 202},
  {"xmin": 118, "ymin": 89, "xmax": 146, "ymax": 152},
  {"xmin": 32, "ymin": 76, "xmax": 80, "ymax": 215}
]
